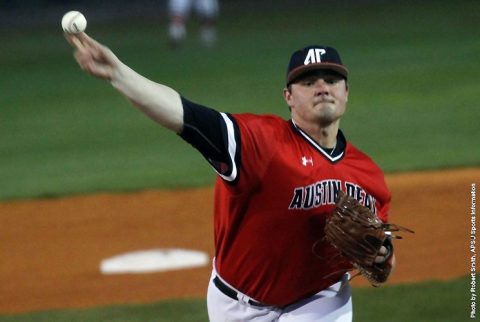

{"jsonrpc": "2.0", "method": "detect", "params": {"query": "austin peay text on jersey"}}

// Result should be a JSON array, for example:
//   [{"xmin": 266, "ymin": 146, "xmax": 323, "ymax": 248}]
[{"xmin": 288, "ymin": 179, "xmax": 377, "ymax": 213}]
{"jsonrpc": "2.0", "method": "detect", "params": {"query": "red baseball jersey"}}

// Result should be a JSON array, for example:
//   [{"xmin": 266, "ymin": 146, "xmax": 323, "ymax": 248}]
[{"xmin": 179, "ymin": 99, "xmax": 391, "ymax": 307}]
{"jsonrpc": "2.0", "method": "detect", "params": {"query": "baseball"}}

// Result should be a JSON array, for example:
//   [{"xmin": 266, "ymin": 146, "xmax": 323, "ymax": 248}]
[{"xmin": 61, "ymin": 11, "xmax": 87, "ymax": 34}]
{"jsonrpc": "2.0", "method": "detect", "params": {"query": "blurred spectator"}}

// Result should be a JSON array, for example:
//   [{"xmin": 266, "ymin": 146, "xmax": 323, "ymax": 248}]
[{"xmin": 168, "ymin": 0, "xmax": 219, "ymax": 47}]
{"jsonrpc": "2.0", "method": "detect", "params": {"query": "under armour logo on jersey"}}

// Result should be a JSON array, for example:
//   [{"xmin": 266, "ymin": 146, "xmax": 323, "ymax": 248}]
[
  {"xmin": 301, "ymin": 156, "xmax": 314, "ymax": 166},
  {"xmin": 304, "ymin": 48, "xmax": 326, "ymax": 65}
]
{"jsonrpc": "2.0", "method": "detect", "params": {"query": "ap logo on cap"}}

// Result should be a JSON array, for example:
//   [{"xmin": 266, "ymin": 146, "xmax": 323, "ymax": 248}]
[
  {"xmin": 304, "ymin": 48, "xmax": 326, "ymax": 65},
  {"xmin": 286, "ymin": 45, "xmax": 348, "ymax": 85}
]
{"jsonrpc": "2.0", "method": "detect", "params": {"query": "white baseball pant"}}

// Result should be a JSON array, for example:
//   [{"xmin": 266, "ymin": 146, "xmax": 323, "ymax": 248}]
[{"xmin": 207, "ymin": 267, "xmax": 352, "ymax": 322}]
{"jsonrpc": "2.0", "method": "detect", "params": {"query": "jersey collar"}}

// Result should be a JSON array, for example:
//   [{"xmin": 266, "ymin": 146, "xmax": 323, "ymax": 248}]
[{"xmin": 290, "ymin": 120, "xmax": 346, "ymax": 163}]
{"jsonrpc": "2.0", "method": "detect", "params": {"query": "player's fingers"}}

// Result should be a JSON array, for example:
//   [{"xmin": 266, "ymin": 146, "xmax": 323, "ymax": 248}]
[
  {"xmin": 71, "ymin": 36, "xmax": 105, "ymax": 63},
  {"xmin": 74, "ymin": 50, "xmax": 113, "ymax": 80},
  {"xmin": 74, "ymin": 49, "xmax": 97, "ymax": 71},
  {"xmin": 78, "ymin": 33, "xmax": 118, "ymax": 66},
  {"xmin": 64, "ymin": 33, "xmax": 88, "ymax": 51},
  {"xmin": 64, "ymin": 33, "xmax": 79, "ymax": 48},
  {"xmin": 78, "ymin": 33, "xmax": 108, "ymax": 55},
  {"xmin": 77, "ymin": 32, "xmax": 97, "ymax": 47},
  {"xmin": 71, "ymin": 36, "xmax": 85, "ymax": 50},
  {"xmin": 75, "ymin": 56, "xmax": 111, "ymax": 79},
  {"xmin": 91, "ymin": 45, "xmax": 108, "ymax": 62},
  {"xmin": 374, "ymin": 246, "xmax": 388, "ymax": 264},
  {"xmin": 85, "ymin": 62, "xmax": 113, "ymax": 80},
  {"xmin": 74, "ymin": 50, "xmax": 91, "ymax": 71}
]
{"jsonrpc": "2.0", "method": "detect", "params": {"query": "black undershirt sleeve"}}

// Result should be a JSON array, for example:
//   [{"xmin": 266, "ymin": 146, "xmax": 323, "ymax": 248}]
[{"xmin": 178, "ymin": 96, "xmax": 232, "ymax": 174}]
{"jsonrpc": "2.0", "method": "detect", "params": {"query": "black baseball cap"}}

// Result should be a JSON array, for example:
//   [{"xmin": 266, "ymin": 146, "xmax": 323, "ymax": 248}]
[{"xmin": 286, "ymin": 45, "xmax": 348, "ymax": 85}]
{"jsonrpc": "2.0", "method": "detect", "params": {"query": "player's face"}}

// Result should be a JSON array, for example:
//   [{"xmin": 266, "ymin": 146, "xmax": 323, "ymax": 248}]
[{"xmin": 284, "ymin": 71, "xmax": 349, "ymax": 127}]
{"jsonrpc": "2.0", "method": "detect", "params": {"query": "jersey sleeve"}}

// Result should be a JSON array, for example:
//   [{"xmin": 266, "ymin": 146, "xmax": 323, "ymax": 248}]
[
  {"xmin": 178, "ymin": 97, "xmax": 285, "ymax": 189},
  {"xmin": 178, "ymin": 96, "xmax": 241, "ymax": 183}
]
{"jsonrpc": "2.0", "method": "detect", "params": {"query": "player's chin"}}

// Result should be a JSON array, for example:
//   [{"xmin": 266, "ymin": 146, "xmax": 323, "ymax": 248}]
[{"xmin": 315, "ymin": 106, "xmax": 341, "ymax": 124}]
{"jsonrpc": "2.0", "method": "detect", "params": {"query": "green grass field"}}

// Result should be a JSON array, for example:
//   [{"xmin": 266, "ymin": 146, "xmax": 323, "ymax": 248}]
[
  {"xmin": 0, "ymin": 277, "xmax": 472, "ymax": 322},
  {"xmin": 1, "ymin": 0, "xmax": 479, "ymax": 200},
  {"xmin": 0, "ymin": 0, "xmax": 478, "ymax": 320}
]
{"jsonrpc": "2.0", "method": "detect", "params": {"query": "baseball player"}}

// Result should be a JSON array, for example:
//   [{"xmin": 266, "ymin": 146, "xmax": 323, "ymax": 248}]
[
  {"xmin": 167, "ymin": 0, "xmax": 219, "ymax": 47},
  {"xmin": 66, "ymin": 33, "xmax": 395, "ymax": 321}
]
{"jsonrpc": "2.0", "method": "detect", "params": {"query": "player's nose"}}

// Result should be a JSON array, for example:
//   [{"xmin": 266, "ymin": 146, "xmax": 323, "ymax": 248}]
[{"xmin": 313, "ymin": 80, "xmax": 330, "ymax": 95}]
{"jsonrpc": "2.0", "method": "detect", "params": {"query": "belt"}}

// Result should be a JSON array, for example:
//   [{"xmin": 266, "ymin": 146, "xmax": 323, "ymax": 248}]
[{"xmin": 213, "ymin": 276, "xmax": 267, "ymax": 307}]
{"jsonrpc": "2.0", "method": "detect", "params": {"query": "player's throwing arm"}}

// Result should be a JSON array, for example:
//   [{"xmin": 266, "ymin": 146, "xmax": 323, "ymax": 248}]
[{"xmin": 63, "ymin": 12, "xmax": 184, "ymax": 133}]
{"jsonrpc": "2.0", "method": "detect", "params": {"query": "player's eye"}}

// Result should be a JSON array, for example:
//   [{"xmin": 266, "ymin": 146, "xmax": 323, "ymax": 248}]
[
  {"xmin": 324, "ymin": 77, "xmax": 340, "ymax": 85},
  {"xmin": 299, "ymin": 78, "xmax": 316, "ymax": 86}
]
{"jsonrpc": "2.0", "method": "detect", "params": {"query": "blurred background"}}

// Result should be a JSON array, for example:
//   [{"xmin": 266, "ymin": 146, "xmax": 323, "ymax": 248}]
[{"xmin": 0, "ymin": 0, "xmax": 479, "ymax": 321}]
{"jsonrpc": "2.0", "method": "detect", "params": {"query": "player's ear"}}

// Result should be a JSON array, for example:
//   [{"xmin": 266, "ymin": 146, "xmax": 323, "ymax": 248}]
[
  {"xmin": 283, "ymin": 86, "xmax": 293, "ymax": 111},
  {"xmin": 283, "ymin": 85, "xmax": 293, "ymax": 101}
]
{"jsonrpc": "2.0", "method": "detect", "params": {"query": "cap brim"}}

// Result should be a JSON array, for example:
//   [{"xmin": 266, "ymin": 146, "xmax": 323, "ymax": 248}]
[{"xmin": 287, "ymin": 63, "xmax": 348, "ymax": 85}]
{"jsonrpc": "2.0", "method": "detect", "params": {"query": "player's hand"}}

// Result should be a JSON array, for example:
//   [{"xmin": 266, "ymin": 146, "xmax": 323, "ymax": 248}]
[
  {"xmin": 65, "ymin": 32, "xmax": 119, "ymax": 81},
  {"xmin": 374, "ymin": 246, "xmax": 389, "ymax": 264}
]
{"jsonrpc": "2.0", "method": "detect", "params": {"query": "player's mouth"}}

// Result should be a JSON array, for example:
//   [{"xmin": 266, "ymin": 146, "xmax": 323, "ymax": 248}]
[{"xmin": 314, "ymin": 98, "xmax": 335, "ymax": 105}]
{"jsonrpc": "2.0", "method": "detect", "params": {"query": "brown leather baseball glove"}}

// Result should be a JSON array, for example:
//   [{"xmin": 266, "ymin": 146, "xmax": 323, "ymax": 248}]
[{"xmin": 324, "ymin": 190, "xmax": 413, "ymax": 286}]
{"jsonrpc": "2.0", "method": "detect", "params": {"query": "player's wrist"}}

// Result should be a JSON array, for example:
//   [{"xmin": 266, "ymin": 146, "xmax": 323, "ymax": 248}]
[{"xmin": 109, "ymin": 60, "xmax": 127, "ymax": 84}]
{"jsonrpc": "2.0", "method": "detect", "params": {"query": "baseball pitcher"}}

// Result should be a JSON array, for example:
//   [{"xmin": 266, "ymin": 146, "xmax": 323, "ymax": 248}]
[{"xmin": 65, "ymin": 32, "xmax": 408, "ymax": 321}]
